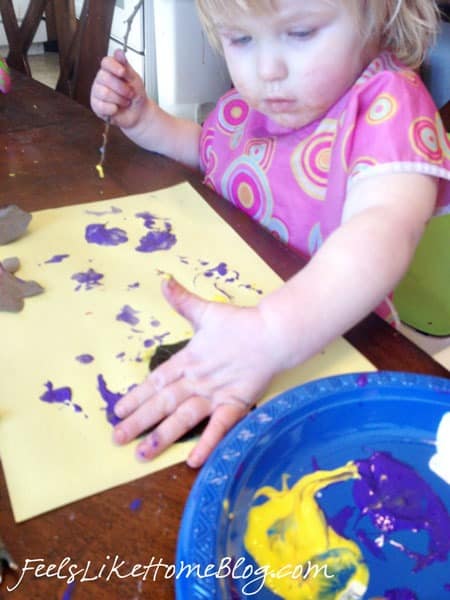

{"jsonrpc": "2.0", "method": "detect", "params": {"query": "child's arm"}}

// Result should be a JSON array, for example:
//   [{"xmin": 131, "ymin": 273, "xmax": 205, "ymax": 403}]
[
  {"xmin": 90, "ymin": 49, "xmax": 201, "ymax": 169},
  {"xmin": 112, "ymin": 171, "xmax": 437, "ymax": 468}
]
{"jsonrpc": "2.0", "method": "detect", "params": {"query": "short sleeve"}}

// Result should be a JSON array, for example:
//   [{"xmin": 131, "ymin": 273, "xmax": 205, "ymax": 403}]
[{"xmin": 341, "ymin": 68, "xmax": 450, "ymax": 217}]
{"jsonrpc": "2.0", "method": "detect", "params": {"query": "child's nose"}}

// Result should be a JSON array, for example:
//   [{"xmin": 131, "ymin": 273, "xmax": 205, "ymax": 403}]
[{"xmin": 256, "ymin": 46, "xmax": 288, "ymax": 82}]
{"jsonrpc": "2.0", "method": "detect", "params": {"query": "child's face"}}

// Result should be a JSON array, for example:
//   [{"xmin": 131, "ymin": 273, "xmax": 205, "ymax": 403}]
[{"xmin": 214, "ymin": 0, "xmax": 372, "ymax": 128}]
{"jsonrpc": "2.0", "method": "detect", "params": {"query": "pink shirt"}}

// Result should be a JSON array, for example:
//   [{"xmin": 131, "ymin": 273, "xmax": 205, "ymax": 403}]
[{"xmin": 200, "ymin": 52, "xmax": 450, "ymax": 261}]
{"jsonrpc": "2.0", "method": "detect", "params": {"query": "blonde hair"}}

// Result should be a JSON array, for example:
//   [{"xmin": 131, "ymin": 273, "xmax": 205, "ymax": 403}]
[{"xmin": 195, "ymin": 0, "xmax": 441, "ymax": 68}]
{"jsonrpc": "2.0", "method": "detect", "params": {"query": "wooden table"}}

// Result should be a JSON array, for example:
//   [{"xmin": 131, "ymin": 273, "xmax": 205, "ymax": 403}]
[{"xmin": 0, "ymin": 71, "xmax": 448, "ymax": 600}]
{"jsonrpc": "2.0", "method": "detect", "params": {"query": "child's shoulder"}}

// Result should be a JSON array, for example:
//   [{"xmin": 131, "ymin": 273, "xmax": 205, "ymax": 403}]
[{"xmin": 352, "ymin": 52, "xmax": 431, "ymax": 105}]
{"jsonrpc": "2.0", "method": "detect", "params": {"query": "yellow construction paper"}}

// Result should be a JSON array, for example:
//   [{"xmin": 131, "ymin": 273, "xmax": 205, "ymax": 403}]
[{"xmin": 0, "ymin": 182, "xmax": 375, "ymax": 522}]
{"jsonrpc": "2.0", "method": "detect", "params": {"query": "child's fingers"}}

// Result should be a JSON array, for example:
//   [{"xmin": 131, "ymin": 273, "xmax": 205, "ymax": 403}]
[
  {"xmin": 113, "ymin": 48, "xmax": 127, "ymax": 65},
  {"xmin": 114, "ymin": 376, "xmax": 161, "ymax": 420},
  {"xmin": 100, "ymin": 54, "xmax": 127, "ymax": 79},
  {"xmin": 92, "ymin": 87, "xmax": 132, "ymax": 115},
  {"xmin": 187, "ymin": 402, "xmax": 248, "ymax": 468},
  {"xmin": 113, "ymin": 376, "xmax": 194, "ymax": 443},
  {"xmin": 108, "ymin": 49, "xmax": 139, "ymax": 85},
  {"xmin": 135, "ymin": 395, "xmax": 212, "ymax": 461},
  {"xmin": 95, "ymin": 68, "xmax": 135, "ymax": 101}
]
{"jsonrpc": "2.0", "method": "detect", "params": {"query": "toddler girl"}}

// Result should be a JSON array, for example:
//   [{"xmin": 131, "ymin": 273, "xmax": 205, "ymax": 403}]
[{"xmin": 90, "ymin": 0, "xmax": 450, "ymax": 467}]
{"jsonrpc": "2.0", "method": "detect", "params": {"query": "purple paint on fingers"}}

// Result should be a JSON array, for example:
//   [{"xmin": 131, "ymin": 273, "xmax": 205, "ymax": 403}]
[{"xmin": 85, "ymin": 223, "xmax": 128, "ymax": 246}]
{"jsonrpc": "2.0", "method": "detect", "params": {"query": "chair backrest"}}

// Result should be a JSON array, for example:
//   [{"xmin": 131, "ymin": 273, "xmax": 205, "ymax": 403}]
[
  {"xmin": 441, "ymin": 101, "xmax": 450, "ymax": 131},
  {"xmin": 422, "ymin": 20, "xmax": 450, "ymax": 110},
  {"xmin": 0, "ymin": 0, "xmax": 114, "ymax": 108}
]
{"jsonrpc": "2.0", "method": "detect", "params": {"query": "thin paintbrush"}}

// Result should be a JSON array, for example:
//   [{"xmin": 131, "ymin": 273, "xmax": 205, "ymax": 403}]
[{"xmin": 96, "ymin": 0, "xmax": 145, "ymax": 178}]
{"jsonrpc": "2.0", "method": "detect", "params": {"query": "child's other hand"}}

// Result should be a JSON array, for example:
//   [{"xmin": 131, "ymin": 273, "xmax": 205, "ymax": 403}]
[
  {"xmin": 90, "ymin": 49, "xmax": 149, "ymax": 129},
  {"xmin": 113, "ymin": 277, "xmax": 283, "ymax": 468}
]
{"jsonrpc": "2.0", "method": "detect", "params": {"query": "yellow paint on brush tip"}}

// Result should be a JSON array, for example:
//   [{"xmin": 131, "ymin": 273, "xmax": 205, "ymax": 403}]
[{"xmin": 96, "ymin": 164, "xmax": 105, "ymax": 179}]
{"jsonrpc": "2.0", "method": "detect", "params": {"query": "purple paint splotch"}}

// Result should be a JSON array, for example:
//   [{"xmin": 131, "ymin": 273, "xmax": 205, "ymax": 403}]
[
  {"xmin": 136, "ymin": 229, "xmax": 177, "ymax": 253},
  {"xmin": 384, "ymin": 589, "xmax": 418, "ymax": 600},
  {"xmin": 204, "ymin": 262, "xmax": 229, "ymax": 277},
  {"xmin": 40, "ymin": 381, "xmax": 72, "ymax": 404},
  {"xmin": 180, "ymin": 256, "xmax": 264, "ymax": 299},
  {"xmin": 116, "ymin": 305, "xmax": 140, "ymax": 326},
  {"xmin": 356, "ymin": 528, "xmax": 385, "ymax": 560},
  {"xmin": 72, "ymin": 268, "xmax": 104, "ymax": 291},
  {"xmin": 76, "ymin": 354, "xmax": 94, "ymax": 364},
  {"xmin": 356, "ymin": 373, "xmax": 369, "ymax": 387},
  {"xmin": 129, "ymin": 498, "xmax": 143, "ymax": 512},
  {"xmin": 40, "ymin": 382, "xmax": 83, "ymax": 414},
  {"xmin": 61, "ymin": 582, "xmax": 77, "ymax": 600},
  {"xmin": 45, "ymin": 254, "xmax": 70, "ymax": 264},
  {"xmin": 354, "ymin": 451, "xmax": 450, "ymax": 571},
  {"xmin": 328, "ymin": 506, "xmax": 355, "ymax": 538},
  {"xmin": 153, "ymin": 332, "xmax": 170, "ymax": 345},
  {"xmin": 135, "ymin": 211, "xmax": 157, "ymax": 229},
  {"xmin": 97, "ymin": 376, "xmax": 137, "ymax": 426},
  {"xmin": 135, "ymin": 212, "xmax": 177, "ymax": 253},
  {"xmin": 85, "ymin": 223, "xmax": 128, "ymax": 246},
  {"xmin": 97, "ymin": 375, "xmax": 123, "ymax": 426}
]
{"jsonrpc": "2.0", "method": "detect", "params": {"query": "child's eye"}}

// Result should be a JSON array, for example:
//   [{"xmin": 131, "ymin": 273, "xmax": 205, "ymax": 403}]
[
  {"xmin": 288, "ymin": 29, "xmax": 316, "ymax": 40},
  {"xmin": 229, "ymin": 35, "xmax": 252, "ymax": 46}
]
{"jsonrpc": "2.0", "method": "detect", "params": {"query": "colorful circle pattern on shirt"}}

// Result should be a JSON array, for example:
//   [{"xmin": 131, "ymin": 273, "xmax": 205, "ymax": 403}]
[
  {"xmin": 436, "ymin": 115, "xmax": 450, "ymax": 161},
  {"xmin": 221, "ymin": 155, "xmax": 274, "ymax": 226},
  {"xmin": 291, "ymin": 119, "xmax": 338, "ymax": 201},
  {"xmin": 409, "ymin": 116, "xmax": 443, "ymax": 164},
  {"xmin": 366, "ymin": 93, "xmax": 398, "ymax": 125},
  {"xmin": 200, "ymin": 127, "xmax": 218, "ymax": 173},
  {"xmin": 217, "ymin": 91, "xmax": 249, "ymax": 135},
  {"xmin": 245, "ymin": 138, "xmax": 275, "ymax": 171}
]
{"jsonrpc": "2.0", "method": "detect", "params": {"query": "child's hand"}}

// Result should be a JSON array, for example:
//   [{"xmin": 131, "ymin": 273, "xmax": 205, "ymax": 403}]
[
  {"xmin": 113, "ymin": 277, "xmax": 283, "ymax": 468},
  {"xmin": 90, "ymin": 49, "xmax": 150, "ymax": 130}
]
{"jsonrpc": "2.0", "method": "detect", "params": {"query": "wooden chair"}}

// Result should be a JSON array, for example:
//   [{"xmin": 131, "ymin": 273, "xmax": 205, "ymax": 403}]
[
  {"xmin": 0, "ymin": 0, "xmax": 115, "ymax": 108},
  {"xmin": 441, "ymin": 100, "xmax": 450, "ymax": 131}
]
